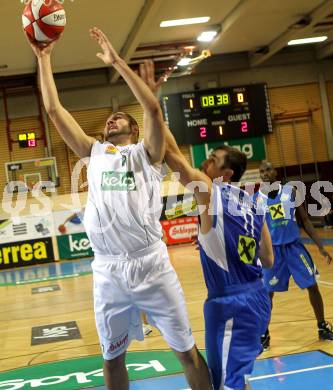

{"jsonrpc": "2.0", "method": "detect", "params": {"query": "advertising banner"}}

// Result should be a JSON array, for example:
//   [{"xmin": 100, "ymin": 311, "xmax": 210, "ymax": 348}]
[
  {"xmin": 0, "ymin": 237, "xmax": 55, "ymax": 270},
  {"xmin": 161, "ymin": 217, "xmax": 199, "ymax": 245},
  {"xmin": 57, "ymin": 232, "xmax": 93, "ymax": 260},
  {"xmin": 0, "ymin": 214, "xmax": 54, "ymax": 244},
  {"xmin": 191, "ymin": 136, "xmax": 266, "ymax": 168},
  {"xmin": 53, "ymin": 209, "xmax": 93, "ymax": 260},
  {"xmin": 53, "ymin": 209, "xmax": 86, "ymax": 236},
  {"xmin": 160, "ymin": 194, "xmax": 199, "ymax": 245},
  {"xmin": 161, "ymin": 193, "xmax": 197, "ymax": 221}
]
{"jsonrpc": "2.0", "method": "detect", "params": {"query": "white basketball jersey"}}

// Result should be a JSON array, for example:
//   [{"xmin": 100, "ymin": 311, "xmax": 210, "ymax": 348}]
[{"xmin": 84, "ymin": 141, "xmax": 165, "ymax": 256}]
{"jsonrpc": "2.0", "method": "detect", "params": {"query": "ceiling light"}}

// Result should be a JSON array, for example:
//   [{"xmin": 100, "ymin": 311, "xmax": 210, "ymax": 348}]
[
  {"xmin": 197, "ymin": 30, "xmax": 218, "ymax": 42},
  {"xmin": 288, "ymin": 36, "xmax": 327, "ymax": 45},
  {"xmin": 160, "ymin": 17, "xmax": 210, "ymax": 28},
  {"xmin": 177, "ymin": 58, "xmax": 191, "ymax": 66}
]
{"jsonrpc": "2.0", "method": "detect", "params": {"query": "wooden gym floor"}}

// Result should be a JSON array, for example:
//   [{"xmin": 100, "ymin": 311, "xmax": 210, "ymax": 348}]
[{"xmin": 0, "ymin": 231, "xmax": 333, "ymax": 374}]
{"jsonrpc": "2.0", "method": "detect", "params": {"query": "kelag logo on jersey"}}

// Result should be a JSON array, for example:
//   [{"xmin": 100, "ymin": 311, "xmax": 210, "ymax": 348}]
[{"xmin": 101, "ymin": 171, "xmax": 137, "ymax": 191}]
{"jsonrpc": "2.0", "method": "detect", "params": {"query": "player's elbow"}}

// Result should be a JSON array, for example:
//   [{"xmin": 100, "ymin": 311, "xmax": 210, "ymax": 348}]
[
  {"xmin": 45, "ymin": 102, "xmax": 62, "ymax": 117},
  {"xmin": 146, "ymin": 139, "xmax": 165, "ymax": 164}
]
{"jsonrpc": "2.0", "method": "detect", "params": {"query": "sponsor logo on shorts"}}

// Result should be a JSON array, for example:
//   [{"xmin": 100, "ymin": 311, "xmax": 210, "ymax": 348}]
[
  {"xmin": 269, "ymin": 276, "xmax": 279, "ymax": 286},
  {"xmin": 101, "ymin": 171, "xmax": 136, "ymax": 191},
  {"xmin": 108, "ymin": 333, "xmax": 129, "ymax": 353}
]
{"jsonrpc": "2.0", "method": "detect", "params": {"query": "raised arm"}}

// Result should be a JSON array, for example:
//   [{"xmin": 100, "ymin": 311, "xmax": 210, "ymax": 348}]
[
  {"xmin": 165, "ymin": 130, "xmax": 213, "ymax": 233},
  {"xmin": 138, "ymin": 60, "xmax": 212, "ymax": 232},
  {"xmin": 90, "ymin": 28, "xmax": 165, "ymax": 164},
  {"xmin": 26, "ymin": 37, "xmax": 95, "ymax": 158}
]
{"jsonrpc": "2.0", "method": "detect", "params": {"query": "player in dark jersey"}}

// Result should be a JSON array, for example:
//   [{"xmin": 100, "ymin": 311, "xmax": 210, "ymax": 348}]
[
  {"xmin": 257, "ymin": 160, "xmax": 333, "ymax": 350},
  {"xmin": 139, "ymin": 60, "xmax": 274, "ymax": 390}
]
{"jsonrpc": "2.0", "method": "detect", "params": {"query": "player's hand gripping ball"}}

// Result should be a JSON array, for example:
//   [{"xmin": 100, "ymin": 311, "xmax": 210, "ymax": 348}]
[{"xmin": 22, "ymin": 0, "xmax": 66, "ymax": 43}]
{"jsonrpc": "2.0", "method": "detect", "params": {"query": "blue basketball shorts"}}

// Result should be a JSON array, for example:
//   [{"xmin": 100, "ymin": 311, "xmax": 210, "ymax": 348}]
[
  {"xmin": 263, "ymin": 239, "xmax": 318, "ymax": 292},
  {"xmin": 204, "ymin": 280, "xmax": 271, "ymax": 390}
]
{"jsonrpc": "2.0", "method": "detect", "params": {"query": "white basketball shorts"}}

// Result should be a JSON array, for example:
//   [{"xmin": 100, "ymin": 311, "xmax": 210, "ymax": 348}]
[{"xmin": 91, "ymin": 240, "xmax": 195, "ymax": 360}]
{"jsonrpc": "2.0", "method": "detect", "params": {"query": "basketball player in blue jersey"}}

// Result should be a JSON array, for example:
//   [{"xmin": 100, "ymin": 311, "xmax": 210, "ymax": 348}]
[
  {"xmin": 139, "ymin": 60, "xmax": 274, "ymax": 390},
  {"xmin": 25, "ymin": 29, "xmax": 212, "ymax": 390},
  {"xmin": 257, "ymin": 160, "xmax": 333, "ymax": 350}
]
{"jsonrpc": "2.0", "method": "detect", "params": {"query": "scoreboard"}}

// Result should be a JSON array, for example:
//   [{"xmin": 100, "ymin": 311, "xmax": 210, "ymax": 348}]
[
  {"xmin": 161, "ymin": 84, "xmax": 272, "ymax": 144},
  {"xmin": 18, "ymin": 132, "xmax": 37, "ymax": 148}
]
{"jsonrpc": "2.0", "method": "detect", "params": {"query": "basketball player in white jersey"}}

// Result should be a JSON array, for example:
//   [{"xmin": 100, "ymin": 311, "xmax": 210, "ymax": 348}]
[{"xmin": 25, "ymin": 28, "xmax": 212, "ymax": 390}]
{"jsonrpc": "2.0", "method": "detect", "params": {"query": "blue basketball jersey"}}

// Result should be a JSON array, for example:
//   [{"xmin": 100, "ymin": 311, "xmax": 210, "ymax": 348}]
[
  {"xmin": 255, "ymin": 184, "xmax": 300, "ymax": 245},
  {"xmin": 198, "ymin": 183, "xmax": 265, "ymax": 294}
]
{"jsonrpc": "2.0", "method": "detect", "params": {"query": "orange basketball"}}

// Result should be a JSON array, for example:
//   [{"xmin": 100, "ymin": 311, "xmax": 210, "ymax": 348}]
[
  {"xmin": 22, "ymin": 0, "xmax": 66, "ymax": 43},
  {"xmin": 58, "ymin": 224, "xmax": 67, "ymax": 234}
]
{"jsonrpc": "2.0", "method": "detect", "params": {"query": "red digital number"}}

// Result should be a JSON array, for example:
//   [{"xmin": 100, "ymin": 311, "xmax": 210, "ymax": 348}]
[
  {"xmin": 241, "ymin": 121, "xmax": 248, "ymax": 133},
  {"xmin": 28, "ymin": 139, "xmax": 36, "ymax": 147},
  {"xmin": 200, "ymin": 127, "xmax": 207, "ymax": 138}
]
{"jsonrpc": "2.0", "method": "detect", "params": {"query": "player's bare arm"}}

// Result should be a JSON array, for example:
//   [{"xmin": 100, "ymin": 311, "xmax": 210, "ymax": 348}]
[
  {"xmin": 295, "ymin": 190, "xmax": 332, "ymax": 264},
  {"xmin": 138, "ymin": 59, "xmax": 213, "ymax": 233},
  {"xmin": 259, "ymin": 222, "xmax": 274, "ymax": 268},
  {"xmin": 25, "ymin": 36, "xmax": 95, "ymax": 158},
  {"xmin": 165, "ymin": 131, "xmax": 213, "ymax": 234},
  {"xmin": 90, "ymin": 27, "xmax": 166, "ymax": 164}
]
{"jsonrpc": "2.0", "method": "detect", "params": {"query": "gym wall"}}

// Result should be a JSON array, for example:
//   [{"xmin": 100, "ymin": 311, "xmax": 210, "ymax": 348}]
[{"xmin": 0, "ymin": 60, "xmax": 333, "ymax": 196}]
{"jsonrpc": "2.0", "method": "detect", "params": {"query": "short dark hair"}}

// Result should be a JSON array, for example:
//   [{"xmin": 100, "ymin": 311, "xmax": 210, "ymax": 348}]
[{"xmin": 214, "ymin": 145, "xmax": 247, "ymax": 182}]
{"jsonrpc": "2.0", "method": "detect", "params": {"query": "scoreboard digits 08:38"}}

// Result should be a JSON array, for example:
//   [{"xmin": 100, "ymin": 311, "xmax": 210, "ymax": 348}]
[{"xmin": 161, "ymin": 83, "xmax": 273, "ymax": 144}]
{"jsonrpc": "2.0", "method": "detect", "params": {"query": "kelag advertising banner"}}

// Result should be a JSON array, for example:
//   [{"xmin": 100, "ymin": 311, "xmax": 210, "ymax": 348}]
[
  {"xmin": 57, "ymin": 233, "xmax": 93, "ymax": 260},
  {"xmin": 191, "ymin": 137, "xmax": 266, "ymax": 169},
  {"xmin": 53, "ymin": 210, "xmax": 92, "ymax": 260},
  {"xmin": 0, "ymin": 238, "xmax": 55, "ymax": 270}
]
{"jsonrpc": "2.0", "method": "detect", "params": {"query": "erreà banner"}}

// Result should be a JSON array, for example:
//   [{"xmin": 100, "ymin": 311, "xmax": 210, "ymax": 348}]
[
  {"xmin": 0, "ymin": 238, "xmax": 54, "ymax": 270},
  {"xmin": 57, "ymin": 233, "xmax": 93, "ymax": 260}
]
